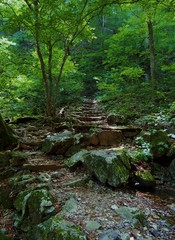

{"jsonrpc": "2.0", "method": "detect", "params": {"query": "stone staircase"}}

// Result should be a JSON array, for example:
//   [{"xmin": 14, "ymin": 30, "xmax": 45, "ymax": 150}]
[{"xmin": 68, "ymin": 99, "xmax": 142, "ymax": 146}]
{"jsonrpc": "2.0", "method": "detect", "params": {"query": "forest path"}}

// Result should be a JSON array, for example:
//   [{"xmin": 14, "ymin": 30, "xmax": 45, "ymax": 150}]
[{"xmin": 0, "ymin": 101, "xmax": 175, "ymax": 239}]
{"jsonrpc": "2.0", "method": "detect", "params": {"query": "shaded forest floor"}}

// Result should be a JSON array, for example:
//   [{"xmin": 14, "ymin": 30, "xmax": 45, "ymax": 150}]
[{"xmin": 0, "ymin": 99, "xmax": 175, "ymax": 239}]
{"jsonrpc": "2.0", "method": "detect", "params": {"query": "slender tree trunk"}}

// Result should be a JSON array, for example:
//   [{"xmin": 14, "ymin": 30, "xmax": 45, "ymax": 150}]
[
  {"xmin": 34, "ymin": 0, "xmax": 52, "ymax": 117},
  {"xmin": 0, "ymin": 114, "xmax": 18, "ymax": 150},
  {"xmin": 52, "ymin": 45, "xmax": 69, "ymax": 116},
  {"xmin": 48, "ymin": 41, "xmax": 53, "ymax": 112},
  {"xmin": 147, "ymin": 18, "xmax": 157, "ymax": 98}
]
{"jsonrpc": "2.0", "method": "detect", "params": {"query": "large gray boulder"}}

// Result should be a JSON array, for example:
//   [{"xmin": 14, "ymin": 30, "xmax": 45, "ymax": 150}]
[
  {"xmin": 42, "ymin": 131, "xmax": 84, "ymax": 155},
  {"xmin": 66, "ymin": 149, "xmax": 131, "ymax": 187},
  {"xmin": 42, "ymin": 130, "xmax": 73, "ymax": 154}
]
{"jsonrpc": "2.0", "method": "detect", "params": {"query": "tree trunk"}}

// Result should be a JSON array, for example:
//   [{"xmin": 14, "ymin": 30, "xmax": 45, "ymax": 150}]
[
  {"xmin": 0, "ymin": 114, "xmax": 18, "ymax": 150},
  {"xmin": 147, "ymin": 18, "xmax": 157, "ymax": 98}
]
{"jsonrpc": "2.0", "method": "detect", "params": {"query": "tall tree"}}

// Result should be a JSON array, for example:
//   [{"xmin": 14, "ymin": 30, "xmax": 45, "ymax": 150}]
[{"xmin": 0, "ymin": 0, "xmax": 139, "ymax": 117}]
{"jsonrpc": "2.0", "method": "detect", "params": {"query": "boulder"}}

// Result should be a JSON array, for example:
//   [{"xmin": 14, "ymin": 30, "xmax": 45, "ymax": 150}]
[
  {"xmin": 66, "ymin": 149, "xmax": 131, "ymax": 187},
  {"xmin": 65, "ymin": 150, "xmax": 88, "ymax": 168},
  {"xmin": 14, "ymin": 188, "xmax": 55, "ymax": 231},
  {"xmin": 28, "ymin": 214, "xmax": 86, "ymax": 240},
  {"xmin": 135, "ymin": 171, "xmax": 155, "ymax": 188},
  {"xmin": 97, "ymin": 130, "xmax": 123, "ymax": 146},
  {"xmin": 42, "ymin": 130, "xmax": 73, "ymax": 155},
  {"xmin": 83, "ymin": 149, "xmax": 131, "ymax": 186},
  {"xmin": 42, "ymin": 131, "xmax": 84, "ymax": 155}
]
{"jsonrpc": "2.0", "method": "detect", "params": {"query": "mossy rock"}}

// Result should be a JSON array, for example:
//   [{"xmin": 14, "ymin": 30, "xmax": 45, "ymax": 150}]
[
  {"xmin": 65, "ymin": 150, "xmax": 88, "ymax": 168},
  {"xmin": 28, "ymin": 214, "xmax": 86, "ymax": 240},
  {"xmin": 84, "ymin": 149, "xmax": 131, "ymax": 187},
  {"xmin": 14, "ymin": 188, "xmax": 55, "ymax": 231},
  {"xmin": 42, "ymin": 130, "xmax": 73, "ymax": 155},
  {"xmin": 116, "ymin": 207, "xmax": 146, "ymax": 228},
  {"xmin": 135, "ymin": 171, "xmax": 155, "ymax": 188}
]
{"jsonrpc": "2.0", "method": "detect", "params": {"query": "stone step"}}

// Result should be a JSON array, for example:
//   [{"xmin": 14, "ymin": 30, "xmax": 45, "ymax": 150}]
[
  {"xmin": 78, "ymin": 120, "xmax": 106, "ymax": 125},
  {"xmin": 82, "ymin": 110, "xmax": 103, "ymax": 114},
  {"xmin": 72, "ymin": 124, "xmax": 142, "ymax": 135},
  {"xmin": 73, "ymin": 111, "xmax": 103, "ymax": 116},
  {"xmin": 77, "ymin": 116, "xmax": 106, "ymax": 122}
]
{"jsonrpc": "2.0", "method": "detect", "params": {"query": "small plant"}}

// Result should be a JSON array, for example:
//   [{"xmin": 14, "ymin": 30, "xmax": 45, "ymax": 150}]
[{"xmin": 134, "ymin": 136, "xmax": 153, "ymax": 161}]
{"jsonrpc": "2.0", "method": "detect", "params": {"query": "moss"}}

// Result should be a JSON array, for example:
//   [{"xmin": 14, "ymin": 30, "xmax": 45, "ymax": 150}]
[
  {"xmin": 29, "ymin": 214, "xmax": 86, "ymax": 240},
  {"xmin": 14, "ymin": 188, "xmax": 55, "ymax": 231},
  {"xmin": 136, "ymin": 171, "xmax": 155, "ymax": 181},
  {"xmin": 0, "ymin": 114, "xmax": 18, "ymax": 150}
]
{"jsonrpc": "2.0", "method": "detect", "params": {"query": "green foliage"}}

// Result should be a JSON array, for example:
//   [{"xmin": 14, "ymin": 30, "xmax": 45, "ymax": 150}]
[{"xmin": 134, "ymin": 136, "xmax": 153, "ymax": 161}]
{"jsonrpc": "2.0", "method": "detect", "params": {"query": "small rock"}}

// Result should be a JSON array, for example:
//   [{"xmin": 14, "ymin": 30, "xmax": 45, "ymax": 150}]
[
  {"xmin": 111, "ymin": 205, "xmax": 118, "ymax": 211},
  {"xmin": 167, "ymin": 203, "xmax": 175, "ymax": 211},
  {"xmin": 84, "ymin": 220, "xmax": 101, "ymax": 231},
  {"xmin": 98, "ymin": 230, "xmax": 121, "ymax": 240}
]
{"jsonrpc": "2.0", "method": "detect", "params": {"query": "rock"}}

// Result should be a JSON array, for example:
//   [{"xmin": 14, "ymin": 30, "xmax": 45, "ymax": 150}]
[
  {"xmin": 84, "ymin": 220, "xmax": 101, "ymax": 231},
  {"xmin": 140, "ymin": 130, "xmax": 169, "ymax": 158},
  {"xmin": 167, "ymin": 203, "xmax": 175, "ymax": 211},
  {"xmin": 97, "ymin": 130, "xmax": 123, "ymax": 146},
  {"xmin": 84, "ymin": 149, "xmax": 131, "ymax": 187},
  {"xmin": 42, "ymin": 131, "xmax": 84, "ymax": 155},
  {"xmin": 98, "ymin": 230, "xmax": 121, "ymax": 240},
  {"xmin": 60, "ymin": 197, "xmax": 78, "ymax": 214},
  {"xmin": 169, "ymin": 159, "xmax": 175, "ymax": 179},
  {"xmin": 65, "ymin": 144, "xmax": 81, "ymax": 157},
  {"xmin": 42, "ymin": 130, "xmax": 73, "ymax": 155},
  {"xmin": 115, "ymin": 207, "xmax": 146, "ymax": 227},
  {"xmin": 135, "ymin": 171, "xmax": 156, "ymax": 188},
  {"xmin": 67, "ymin": 149, "xmax": 131, "ymax": 187},
  {"xmin": 88, "ymin": 134, "xmax": 99, "ymax": 145},
  {"xmin": 14, "ymin": 188, "xmax": 55, "ymax": 231},
  {"xmin": 28, "ymin": 214, "xmax": 86, "ymax": 240},
  {"xmin": 65, "ymin": 149, "xmax": 88, "ymax": 169}
]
